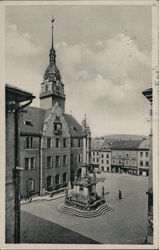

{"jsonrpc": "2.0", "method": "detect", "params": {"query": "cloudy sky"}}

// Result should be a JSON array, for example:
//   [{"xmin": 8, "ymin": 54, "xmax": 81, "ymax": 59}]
[{"xmin": 5, "ymin": 4, "xmax": 152, "ymax": 137}]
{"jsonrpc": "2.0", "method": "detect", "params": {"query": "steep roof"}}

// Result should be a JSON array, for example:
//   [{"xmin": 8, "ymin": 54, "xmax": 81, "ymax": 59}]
[
  {"xmin": 100, "ymin": 139, "xmax": 111, "ymax": 151},
  {"xmin": 64, "ymin": 114, "xmax": 82, "ymax": 137},
  {"xmin": 20, "ymin": 106, "xmax": 45, "ymax": 135},
  {"xmin": 20, "ymin": 106, "xmax": 82, "ymax": 137},
  {"xmin": 111, "ymin": 140, "xmax": 142, "ymax": 150},
  {"xmin": 138, "ymin": 139, "xmax": 149, "ymax": 150},
  {"xmin": 91, "ymin": 138, "xmax": 105, "ymax": 150}
]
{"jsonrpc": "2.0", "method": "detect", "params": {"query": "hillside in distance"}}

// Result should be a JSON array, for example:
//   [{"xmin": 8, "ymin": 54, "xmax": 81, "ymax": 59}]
[{"xmin": 97, "ymin": 134, "xmax": 149, "ymax": 142}]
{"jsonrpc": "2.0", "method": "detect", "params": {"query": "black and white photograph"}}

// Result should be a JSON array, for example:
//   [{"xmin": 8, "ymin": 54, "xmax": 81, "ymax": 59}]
[{"xmin": 1, "ymin": 0, "xmax": 159, "ymax": 248}]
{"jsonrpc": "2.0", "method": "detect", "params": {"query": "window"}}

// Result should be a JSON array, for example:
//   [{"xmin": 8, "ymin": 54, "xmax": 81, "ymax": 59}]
[
  {"xmin": 25, "ymin": 120, "xmax": 33, "ymax": 126},
  {"xmin": 47, "ymin": 138, "xmax": 51, "ymax": 148},
  {"xmin": 55, "ymin": 174, "xmax": 60, "ymax": 185},
  {"xmin": 71, "ymin": 154, "xmax": 73, "ymax": 165},
  {"xmin": 71, "ymin": 126, "xmax": 77, "ymax": 131},
  {"xmin": 101, "ymin": 159, "xmax": 104, "ymax": 164},
  {"xmin": 63, "ymin": 155, "xmax": 67, "ymax": 166},
  {"xmin": 101, "ymin": 154, "xmax": 104, "ymax": 158},
  {"xmin": 56, "ymin": 156, "xmax": 60, "ymax": 167},
  {"xmin": 132, "ymin": 160, "xmax": 136, "ymax": 166},
  {"xmin": 25, "ymin": 158, "xmax": 36, "ymax": 170},
  {"xmin": 119, "ymin": 160, "xmax": 122, "ymax": 164},
  {"xmin": 47, "ymin": 156, "xmax": 52, "ymax": 168},
  {"xmin": 97, "ymin": 152, "xmax": 99, "ymax": 155},
  {"xmin": 26, "ymin": 137, "xmax": 33, "ymax": 149},
  {"xmin": 56, "ymin": 138, "xmax": 60, "ymax": 148},
  {"xmin": 80, "ymin": 154, "xmax": 82, "ymax": 162},
  {"xmin": 146, "ymin": 152, "xmax": 149, "ymax": 157},
  {"xmin": 54, "ymin": 123, "xmax": 62, "ymax": 135},
  {"xmin": 97, "ymin": 158, "xmax": 99, "ymax": 163},
  {"xmin": 25, "ymin": 158, "xmax": 29, "ymax": 171},
  {"xmin": 63, "ymin": 138, "xmax": 67, "ymax": 148},
  {"xmin": 140, "ymin": 152, "xmax": 143, "ymax": 157},
  {"xmin": 140, "ymin": 161, "xmax": 143, "ymax": 166},
  {"xmin": 125, "ymin": 160, "xmax": 129, "ymax": 165},
  {"xmin": 126, "ymin": 153, "xmax": 129, "ymax": 158},
  {"xmin": 112, "ymin": 160, "xmax": 116, "ymax": 164},
  {"xmin": 145, "ymin": 161, "xmax": 149, "ymax": 167},
  {"xmin": 106, "ymin": 154, "xmax": 109, "ymax": 159},
  {"xmin": 30, "ymin": 157, "xmax": 35, "ymax": 169},
  {"xmin": 78, "ymin": 139, "xmax": 81, "ymax": 147},
  {"xmin": 63, "ymin": 173, "xmax": 67, "ymax": 183},
  {"xmin": 107, "ymin": 160, "xmax": 109, "ymax": 164}
]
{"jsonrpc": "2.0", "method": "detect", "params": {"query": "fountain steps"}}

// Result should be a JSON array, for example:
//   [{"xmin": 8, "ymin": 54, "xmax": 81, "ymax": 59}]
[{"xmin": 57, "ymin": 202, "xmax": 113, "ymax": 218}]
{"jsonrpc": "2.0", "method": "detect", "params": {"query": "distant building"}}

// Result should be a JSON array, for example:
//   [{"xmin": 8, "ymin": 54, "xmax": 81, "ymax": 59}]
[
  {"xmin": 111, "ymin": 140, "xmax": 142, "ymax": 175},
  {"xmin": 99, "ymin": 139, "xmax": 111, "ymax": 172},
  {"xmin": 91, "ymin": 138, "xmax": 150, "ymax": 176},
  {"xmin": 6, "ymin": 84, "xmax": 35, "ymax": 243},
  {"xmin": 19, "ymin": 19, "xmax": 83, "ymax": 198},
  {"xmin": 137, "ymin": 139, "xmax": 149, "ymax": 176},
  {"xmin": 91, "ymin": 138, "xmax": 105, "ymax": 170}
]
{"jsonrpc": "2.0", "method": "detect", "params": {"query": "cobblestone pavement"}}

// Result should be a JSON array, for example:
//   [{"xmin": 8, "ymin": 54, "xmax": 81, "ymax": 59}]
[{"xmin": 21, "ymin": 173, "xmax": 148, "ymax": 244}]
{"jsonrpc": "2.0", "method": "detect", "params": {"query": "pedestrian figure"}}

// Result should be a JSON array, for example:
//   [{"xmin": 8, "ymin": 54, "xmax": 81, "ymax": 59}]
[{"xmin": 119, "ymin": 189, "xmax": 122, "ymax": 199}]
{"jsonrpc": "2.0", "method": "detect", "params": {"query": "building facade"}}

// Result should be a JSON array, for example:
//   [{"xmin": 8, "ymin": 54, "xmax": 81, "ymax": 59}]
[
  {"xmin": 111, "ymin": 140, "xmax": 145, "ymax": 175},
  {"xmin": 91, "ymin": 138, "xmax": 105, "ymax": 170},
  {"xmin": 137, "ymin": 139, "xmax": 149, "ymax": 176},
  {"xmin": 99, "ymin": 139, "xmax": 111, "ymax": 172},
  {"xmin": 19, "ymin": 19, "xmax": 83, "ymax": 198},
  {"xmin": 5, "ymin": 84, "xmax": 34, "ymax": 243}
]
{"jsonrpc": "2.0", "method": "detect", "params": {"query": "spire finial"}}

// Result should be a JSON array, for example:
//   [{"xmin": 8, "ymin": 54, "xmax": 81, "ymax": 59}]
[{"xmin": 51, "ymin": 16, "xmax": 54, "ymax": 49}]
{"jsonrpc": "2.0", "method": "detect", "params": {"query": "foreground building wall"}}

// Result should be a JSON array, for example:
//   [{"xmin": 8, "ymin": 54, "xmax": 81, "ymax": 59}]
[
  {"xmin": 6, "ymin": 111, "xmax": 15, "ymax": 243},
  {"xmin": 5, "ymin": 84, "xmax": 34, "ymax": 243}
]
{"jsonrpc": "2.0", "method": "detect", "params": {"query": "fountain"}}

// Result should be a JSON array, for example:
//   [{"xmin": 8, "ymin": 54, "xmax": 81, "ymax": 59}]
[{"xmin": 58, "ymin": 116, "xmax": 113, "ymax": 217}]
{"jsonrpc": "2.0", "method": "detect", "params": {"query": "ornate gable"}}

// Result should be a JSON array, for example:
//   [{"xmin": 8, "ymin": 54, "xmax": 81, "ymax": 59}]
[{"xmin": 42, "ymin": 102, "xmax": 70, "ymax": 137}]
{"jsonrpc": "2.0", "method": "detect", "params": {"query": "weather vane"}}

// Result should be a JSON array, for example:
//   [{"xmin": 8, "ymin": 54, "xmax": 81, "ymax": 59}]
[{"xmin": 51, "ymin": 14, "xmax": 54, "ymax": 25}]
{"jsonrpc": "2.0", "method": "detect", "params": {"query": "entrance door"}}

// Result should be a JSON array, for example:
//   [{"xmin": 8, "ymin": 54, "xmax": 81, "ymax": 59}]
[
  {"xmin": 26, "ymin": 179, "xmax": 35, "ymax": 194},
  {"xmin": 47, "ymin": 176, "xmax": 53, "ymax": 189},
  {"xmin": 77, "ymin": 168, "xmax": 82, "ymax": 179}
]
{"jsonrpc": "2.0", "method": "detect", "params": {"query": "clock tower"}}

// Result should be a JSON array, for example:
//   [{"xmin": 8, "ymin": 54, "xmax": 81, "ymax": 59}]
[{"xmin": 39, "ymin": 18, "xmax": 65, "ymax": 112}]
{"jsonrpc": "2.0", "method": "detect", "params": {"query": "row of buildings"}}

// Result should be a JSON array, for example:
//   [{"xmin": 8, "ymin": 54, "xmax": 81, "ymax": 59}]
[{"xmin": 91, "ymin": 137, "xmax": 150, "ymax": 176}]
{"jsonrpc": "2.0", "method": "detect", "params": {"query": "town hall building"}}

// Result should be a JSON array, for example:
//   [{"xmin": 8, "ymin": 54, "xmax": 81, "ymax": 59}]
[{"xmin": 20, "ymin": 19, "xmax": 83, "ymax": 198}]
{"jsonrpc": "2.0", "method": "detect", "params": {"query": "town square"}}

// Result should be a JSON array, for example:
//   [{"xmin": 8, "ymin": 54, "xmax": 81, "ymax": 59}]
[{"xmin": 3, "ymin": 1, "xmax": 159, "ymax": 249}]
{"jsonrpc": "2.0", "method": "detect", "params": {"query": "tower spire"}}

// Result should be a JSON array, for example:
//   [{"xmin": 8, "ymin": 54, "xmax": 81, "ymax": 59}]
[
  {"xmin": 51, "ymin": 17, "xmax": 54, "ymax": 49},
  {"xmin": 49, "ymin": 17, "xmax": 55, "ymax": 64}
]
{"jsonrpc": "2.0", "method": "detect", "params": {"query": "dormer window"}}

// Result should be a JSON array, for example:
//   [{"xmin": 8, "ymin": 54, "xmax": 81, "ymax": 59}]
[
  {"xmin": 54, "ymin": 116, "xmax": 62, "ymax": 135},
  {"xmin": 24, "ymin": 119, "xmax": 33, "ymax": 126},
  {"xmin": 71, "ymin": 126, "xmax": 77, "ymax": 131},
  {"xmin": 54, "ymin": 123, "xmax": 62, "ymax": 135}
]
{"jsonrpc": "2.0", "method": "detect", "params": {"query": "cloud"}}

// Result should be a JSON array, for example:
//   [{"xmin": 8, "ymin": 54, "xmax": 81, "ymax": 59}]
[
  {"xmin": 5, "ymin": 27, "xmax": 151, "ymax": 136},
  {"xmin": 55, "ymin": 33, "xmax": 151, "ymax": 135},
  {"xmin": 6, "ymin": 23, "xmax": 44, "ymax": 58}
]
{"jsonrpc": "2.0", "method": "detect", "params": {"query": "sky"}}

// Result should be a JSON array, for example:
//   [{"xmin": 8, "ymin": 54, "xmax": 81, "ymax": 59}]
[{"xmin": 5, "ymin": 4, "xmax": 152, "ymax": 137}]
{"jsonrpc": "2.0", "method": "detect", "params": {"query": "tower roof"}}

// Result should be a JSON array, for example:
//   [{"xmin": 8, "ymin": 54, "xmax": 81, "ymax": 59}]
[{"xmin": 44, "ymin": 18, "xmax": 61, "ymax": 82}]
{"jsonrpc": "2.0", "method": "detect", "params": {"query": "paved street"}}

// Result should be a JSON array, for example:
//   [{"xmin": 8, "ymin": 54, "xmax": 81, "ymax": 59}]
[{"xmin": 21, "ymin": 173, "xmax": 148, "ymax": 244}]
